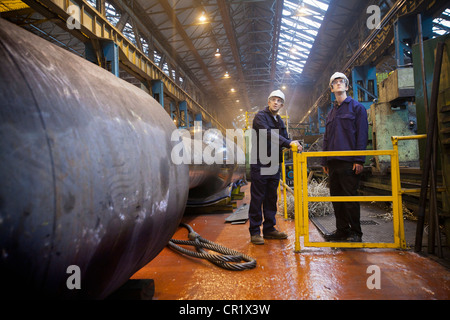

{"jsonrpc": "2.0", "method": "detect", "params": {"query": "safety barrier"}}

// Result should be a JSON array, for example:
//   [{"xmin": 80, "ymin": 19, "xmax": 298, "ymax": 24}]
[{"xmin": 279, "ymin": 135, "xmax": 427, "ymax": 251}]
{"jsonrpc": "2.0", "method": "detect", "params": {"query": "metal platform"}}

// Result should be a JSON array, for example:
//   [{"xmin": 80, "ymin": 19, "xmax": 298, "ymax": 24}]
[
  {"xmin": 225, "ymin": 203, "xmax": 249, "ymax": 225},
  {"xmin": 309, "ymin": 203, "xmax": 420, "ymax": 246}
]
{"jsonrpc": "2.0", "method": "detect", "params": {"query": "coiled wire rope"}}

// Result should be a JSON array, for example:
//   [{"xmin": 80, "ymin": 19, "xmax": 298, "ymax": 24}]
[{"xmin": 168, "ymin": 223, "xmax": 257, "ymax": 271}]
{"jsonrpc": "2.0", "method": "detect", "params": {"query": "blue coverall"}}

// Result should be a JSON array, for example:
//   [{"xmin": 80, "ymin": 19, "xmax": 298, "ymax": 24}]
[
  {"xmin": 249, "ymin": 107, "xmax": 292, "ymax": 236},
  {"xmin": 322, "ymin": 96, "xmax": 369, "ymax": 238}
]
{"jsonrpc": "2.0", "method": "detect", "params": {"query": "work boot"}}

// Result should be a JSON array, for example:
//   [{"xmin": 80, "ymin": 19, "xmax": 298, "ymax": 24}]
[
  {"xmin": 251, "ymin": 235, "xmax": 265, "ymax": 245},
  {"xmin": 346, "ymin": 233, "xmax": 362, "ymax": 242},
  {"xmin": 323, "ymin": 230, "xmax": 348, "ymax": 241},
  {"xmin": 263, "ymin": 230, "xmax": 288, "ymax": 240}
]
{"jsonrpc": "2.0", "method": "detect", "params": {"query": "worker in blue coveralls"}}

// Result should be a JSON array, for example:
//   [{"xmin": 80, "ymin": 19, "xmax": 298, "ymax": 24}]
[
  {"xmin": 249, "ymin": 90, "xmax": 302, "ymax": 245},
  {"xmin": 322, "ymin": 72, "xmax": 369, "ymax": 242}
]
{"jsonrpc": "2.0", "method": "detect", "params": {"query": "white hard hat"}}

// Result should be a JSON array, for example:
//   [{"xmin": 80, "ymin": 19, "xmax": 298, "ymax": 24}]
[
  {"xmin": 268, "ymin": 90, "xmax": 285, "ymax": 102},
  {"xmin": 329, "ymin": 72, "xmax": 349, "ymax": 87}
]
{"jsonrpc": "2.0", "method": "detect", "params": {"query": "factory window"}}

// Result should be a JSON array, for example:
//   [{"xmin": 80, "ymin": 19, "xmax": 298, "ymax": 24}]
[
  {"xmin": 122, "ymin": 22, "xmax": 136, "ymax": 46},
  {"xmin": 433, "ymin": 8, "xmax": 450, "ymax": 37},
  {"xmin": 276, "ymin": 0, "xmax": 330, "ymax": 77},
  {"xmin": 154, "ymin": 51, "xmax": 162, "ymax": 65},
  {"xmin": 86, "ymin": 0, "xmax": 96, "ymax": 9},
  {"xmin": 105, "ymin": 1, "xmax": 120, "ymax": 26},
  {"xmin": 140, "ymin": 36, "xmax": 149, "ymax": 56},
  {"xmin": 162, "ymin": 62, "xmax": 170, "ymax": 76}
]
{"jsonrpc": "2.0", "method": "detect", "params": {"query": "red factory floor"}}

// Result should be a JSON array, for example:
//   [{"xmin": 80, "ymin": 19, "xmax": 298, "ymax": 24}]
[{"xmin": 131, "ymin": 184, "xmax": 450, "ymax": 300}]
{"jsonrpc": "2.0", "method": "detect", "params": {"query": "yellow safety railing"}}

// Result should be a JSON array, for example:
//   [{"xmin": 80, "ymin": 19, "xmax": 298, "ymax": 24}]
[
  {"xmin": 289, "ymin": 135, "xmax": 423, "ymax": 251},
  {"xmin": 279, "ymin": 150, "xmax": 293, "ymax": 220}
]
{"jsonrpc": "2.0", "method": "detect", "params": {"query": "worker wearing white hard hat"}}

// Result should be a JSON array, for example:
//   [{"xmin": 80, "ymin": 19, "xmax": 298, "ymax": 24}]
[
  {"xmin": 268, "ymin": 89, "xmax": 285, "ymax": 102},
  {"xmin": 329, "ymin": 72, "xmax": 349, "ymax": 88},
  {"xmin": 248, "ymin": 89, "xmax": 302, "ymax": 245},
  {"xmin": 322, "ymin": 72, "xmax": 369, "ymax": 243},
  {"xmin": 267, "ymin": 90, "xmax": 285, "ymax": 116}
]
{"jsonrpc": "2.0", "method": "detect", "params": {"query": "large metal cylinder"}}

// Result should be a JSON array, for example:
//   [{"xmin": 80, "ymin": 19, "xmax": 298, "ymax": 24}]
[
  {"xmin": 187, "ymin": 128, "xmax": 246, "ymax": 205},
  {"xmin": 0, "ymin": 18, "xmax": 189, "ymax": 299}
]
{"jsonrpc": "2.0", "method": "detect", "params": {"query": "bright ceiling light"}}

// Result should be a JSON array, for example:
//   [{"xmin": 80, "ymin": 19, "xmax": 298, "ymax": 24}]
[{"xmin": 199, "ymin": 11, "xmax": 207, "ymax": 23}]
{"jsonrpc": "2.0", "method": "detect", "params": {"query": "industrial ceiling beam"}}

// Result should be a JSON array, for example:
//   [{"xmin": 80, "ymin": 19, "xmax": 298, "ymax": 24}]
[
  {"xmin": 216, "ymin": 0, "xmax": 250, "ymax": 110},
  {"xmin": 269, "ymin": 0, "xmax": 283, "ymax": 88},
  {"xmin": 156, "ymin": 0, "xmax": 225, "ymax": 105}
]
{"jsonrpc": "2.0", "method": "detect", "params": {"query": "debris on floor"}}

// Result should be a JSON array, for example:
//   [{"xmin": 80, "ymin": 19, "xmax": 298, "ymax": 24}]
[
  {"xmin": 369, "ymin": 202, "xmax": 417, "ymax": 221},
  {"xmin": 278, "ymin": 178, "xmax": 333, "ymax": 219}
]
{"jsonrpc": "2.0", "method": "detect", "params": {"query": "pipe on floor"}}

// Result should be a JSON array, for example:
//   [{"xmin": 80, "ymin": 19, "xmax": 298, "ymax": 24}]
[{"xmin": 0, "ymin": 18, "xmax": 189, "ymax": 299}]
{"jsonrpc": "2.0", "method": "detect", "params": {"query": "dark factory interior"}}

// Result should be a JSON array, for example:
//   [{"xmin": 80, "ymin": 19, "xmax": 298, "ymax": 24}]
[{"xmin": 1, "ymin": 0, "xmax": 450, "ymax": 305}]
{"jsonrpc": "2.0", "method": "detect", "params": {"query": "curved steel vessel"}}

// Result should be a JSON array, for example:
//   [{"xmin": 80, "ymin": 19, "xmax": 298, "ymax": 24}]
[
  {"xmin": 0, "ymin": 18, "xmax": 189, "ymax": 299},
  {"xmin": 186, "ymin": 128, "xmax": 246, "ymax": 205}
]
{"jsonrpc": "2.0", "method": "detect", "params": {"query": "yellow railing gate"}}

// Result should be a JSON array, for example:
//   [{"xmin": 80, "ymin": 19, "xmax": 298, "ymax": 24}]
[{"xmin": 281, "ymin": 135, "xmax": 425, "ymax": 252}]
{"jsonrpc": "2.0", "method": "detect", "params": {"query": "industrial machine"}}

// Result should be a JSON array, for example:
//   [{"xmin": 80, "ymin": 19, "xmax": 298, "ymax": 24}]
[
  {"xmin": 369, "ymin": 67, "xmax": 420, "ymax": 173},
  {"xmin": 412, "ymin": 33, "xmax": 450, "ymax": 250}
]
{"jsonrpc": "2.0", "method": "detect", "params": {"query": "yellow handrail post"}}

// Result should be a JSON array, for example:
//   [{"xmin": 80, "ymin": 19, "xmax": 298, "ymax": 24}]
[
  {"xmin": 391, "ymin": 135, "xmax": 427, "ymax": 249},
  {"xmin": 390, "ymin": 137, "xmax": 403, "ymax": 248},
  {"xmin": 292, "ymin": 145, "xmax": 301, "ymax": 252},
  {"xmin": 301, "ymin": 151, "xmax": 309, "ymax": 245},
  {"xmin": 281, "ymin": 151, "xmax": 288, "ymax": 220}
]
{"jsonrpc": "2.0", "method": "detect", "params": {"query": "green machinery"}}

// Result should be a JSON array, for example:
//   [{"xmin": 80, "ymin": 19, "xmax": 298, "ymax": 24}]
[
  {"xmin": 364, "ymin": 33, "xmax": 450, "ymax": 248},
  {"xmin": 412, "ymin": 34, "xmax": 450, "ymax": 249},
  {"xmin": 369, "ymin": 67, "xmax": 420, "ymax": 173}
]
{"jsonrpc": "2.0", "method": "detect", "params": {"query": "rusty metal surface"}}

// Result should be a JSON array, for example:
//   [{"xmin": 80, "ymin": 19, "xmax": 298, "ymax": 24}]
[{"xmin": 0, "ymin": 18, "xmax": 189, "ymax": 299}]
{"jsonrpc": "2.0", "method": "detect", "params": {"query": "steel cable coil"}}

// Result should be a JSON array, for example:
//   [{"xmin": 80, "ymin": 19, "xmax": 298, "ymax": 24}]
[{"xmin": 167, "ymin": 223, "xmax": 257, "ymax": 271}]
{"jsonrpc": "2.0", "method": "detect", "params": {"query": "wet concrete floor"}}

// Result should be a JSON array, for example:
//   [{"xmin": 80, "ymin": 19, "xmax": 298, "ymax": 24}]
[{"xmin": 131, "ymin": 184, "xmax": 450, "ymax": 300}]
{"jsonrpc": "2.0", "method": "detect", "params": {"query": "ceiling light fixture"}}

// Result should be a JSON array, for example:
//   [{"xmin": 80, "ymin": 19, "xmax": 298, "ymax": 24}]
[
  {"xmin": 215, "ymin": 48, "xmax": 221, "ymax": 57},
  {"xmin": 199, "ymin": 11, "xmax": 207, "ymax": 23},
  {"xmin": 296, "ymin": 3, "xmax": 310, "ymax": 17}
]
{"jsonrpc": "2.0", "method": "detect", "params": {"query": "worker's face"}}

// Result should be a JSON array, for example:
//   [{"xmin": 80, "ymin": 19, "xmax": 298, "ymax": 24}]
[
  {"xmin": 330, "ymin": 78, "xmax": 348, "ymax": 93},
  {"xmin": 268, "ymin": 96, "xmax": 284, "ymax": 114}
]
